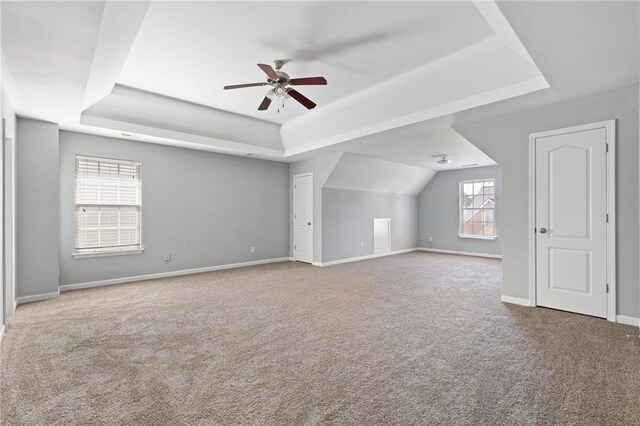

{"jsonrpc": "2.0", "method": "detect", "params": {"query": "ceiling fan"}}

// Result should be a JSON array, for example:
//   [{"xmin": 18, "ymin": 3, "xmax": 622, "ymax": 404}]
[
  {"xmin": 436, "ymin": 155, "xmax": 452, "ymax": 164},
  {"xmin": 223, "ymin": 60, "xmax": 327, "ymax": 112}
]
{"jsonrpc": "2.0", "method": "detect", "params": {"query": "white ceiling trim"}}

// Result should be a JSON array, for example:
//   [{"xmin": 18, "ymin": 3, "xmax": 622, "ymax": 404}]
[
  {"xmin": 278, "ymin": 0, "xmax": 549, "ymax": 156},
  {"xmin": 79, "ymin": 114, "xmax": 284, "ymax": 160},
  {"xmin": 82, "ymin": 83, "xmax": 282, "ymax": 150},
  {"xmin": 83, "ymin": 1, "xmax": 150, "ymax": 109},
  {"xmin": 282, "ymin": 65, "xmax": 549, "ymax": 157},
  {"xmin": 280, "ymin": 36, "xmax": 503, "ymax": 132},
  {"xmin": 472, "ymin": 0, "xmax": 536, "ymax": 64}
]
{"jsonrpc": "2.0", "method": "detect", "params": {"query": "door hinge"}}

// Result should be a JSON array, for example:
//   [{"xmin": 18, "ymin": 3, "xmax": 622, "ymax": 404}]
[
  {"xmin": 606, "ymin": 213, "xmax": 609, "ymax": 223},
  {"xmin": 606, "ymin": 143, "xmax": 609, "ymax": 153},
  {"xmin": 606, "ymin": 283, "xmax": 609, "ymax": 293},
  {"xmin": 294, "ymin": 245, "xmax": 297, "ymax": 250},
  {"xmin": 534, "ymin": 227, "xmax": 537, "ymax": 233}
]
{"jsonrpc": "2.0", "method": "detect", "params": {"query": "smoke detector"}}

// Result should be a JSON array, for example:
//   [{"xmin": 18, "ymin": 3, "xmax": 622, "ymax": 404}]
[{"xmin": 436, "ymin": 155, "xmax": 452, "ymax": 164}]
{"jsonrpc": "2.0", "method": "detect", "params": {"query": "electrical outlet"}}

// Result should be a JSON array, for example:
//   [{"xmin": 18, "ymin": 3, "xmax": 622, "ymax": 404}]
[
  {"xmin": 250, "ymin": 246, "xmax": 256, "ymax": 253},
  {"xmin": 163, "ymin": 253, "xmax": 171, "ymax": 262},
  {"xmin": 360, "ymin": 242, "xmax": 364, "ymax": 248},
  {"xmin": 428, "ymin": 236, "xmax": 433, "ymax": 243}
]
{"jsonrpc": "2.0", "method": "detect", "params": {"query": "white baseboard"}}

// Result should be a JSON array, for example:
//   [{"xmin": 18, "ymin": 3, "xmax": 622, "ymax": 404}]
[
  {"xmin": 59, "ymin": 257, "xmax": 292, "ymax": 292},
  {"xmin": 418, "ymin": 247, "xmax": 503, "ymax": 259},
  {"xmin": 0, "ymin": 325, "xmax": 4, "ymax": 344},
  {"xmin": 15, "ymin": 290, "xmax": 60, "ymax": 306},
  {"xmin": 616, "ymin": 315, "xmax": 640, "ymax": 327},
  {"xmin": 315, "ymin": 248, "xmax": 418, "ymax": 267},
  {"xmin": 501, "ymin": 295, "xmax": 531, "ymax": 306}
]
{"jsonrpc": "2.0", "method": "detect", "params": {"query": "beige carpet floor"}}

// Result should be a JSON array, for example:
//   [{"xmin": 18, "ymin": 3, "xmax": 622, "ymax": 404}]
[{"xmin": 1, "ymin": 252, "xmax": 639, "ymax": 425}]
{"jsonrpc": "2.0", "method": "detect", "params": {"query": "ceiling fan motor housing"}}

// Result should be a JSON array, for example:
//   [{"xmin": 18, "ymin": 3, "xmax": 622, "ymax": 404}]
[{"xmin": 269, "ymin": 71, "xmax": 290, "ymax": 85}]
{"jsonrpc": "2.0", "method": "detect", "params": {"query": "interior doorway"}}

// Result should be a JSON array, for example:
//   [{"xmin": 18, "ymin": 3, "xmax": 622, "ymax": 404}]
[
  {"xmin": 293, "ymin": 173, "xmax": 313, "ymax": 263},
  {"xmin": 528, "ymin": 120, "xmax": 616, "ymax": 320}
]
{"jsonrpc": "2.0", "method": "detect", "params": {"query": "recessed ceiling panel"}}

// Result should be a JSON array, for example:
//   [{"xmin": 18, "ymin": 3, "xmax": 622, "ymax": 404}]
[{"xmin": 118, "ymin": 1, "xmax": 495, "ymax": 124}]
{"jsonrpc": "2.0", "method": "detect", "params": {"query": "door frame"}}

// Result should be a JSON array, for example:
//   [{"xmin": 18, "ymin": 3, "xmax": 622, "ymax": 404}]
[
  {"xmin": 373, "ymin": 218, "xmax": 391, "ymax": 254},
  {"xmin": 293, "ymin": 172, "xmax": 313, "ymax": 263},
  {"xmin": 528, "ymin": 120, "xmax": 616, "ymax": 322}
]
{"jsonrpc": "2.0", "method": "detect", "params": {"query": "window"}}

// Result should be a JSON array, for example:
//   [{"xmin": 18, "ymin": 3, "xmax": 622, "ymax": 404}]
[
  {"xmin": 460, "ymin": 179, "xmax": 496, "ymax": 239},
  {"xmin": 74, "ymin": 155, "xmax": 142, "ymax": 257}
]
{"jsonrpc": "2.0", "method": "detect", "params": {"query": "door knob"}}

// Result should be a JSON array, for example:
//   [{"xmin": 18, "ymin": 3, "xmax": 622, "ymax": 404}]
[
  {"xmin": 539, "ymin": 227, "xmax": 547, "ymax": 234},
  {"xmin": 307, "ymin": 222, "xmax": 311, "ymax": 225}
]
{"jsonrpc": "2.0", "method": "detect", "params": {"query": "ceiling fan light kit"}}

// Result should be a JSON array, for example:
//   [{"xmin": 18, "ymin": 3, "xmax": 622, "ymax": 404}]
[{"xmin": 224, "ymin": 60, "xmax": 327, "ymax": 112}]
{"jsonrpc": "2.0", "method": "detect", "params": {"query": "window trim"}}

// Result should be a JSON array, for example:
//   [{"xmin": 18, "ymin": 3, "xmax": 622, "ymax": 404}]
[
  {"xmin": 458, "ymin": 178, "xmax": 497, "ymax": 241},
  {"xmin": 72, "ymin": 247, "xmax": 144, "ymax": 259},
  {"xmin": 73, "ymin": 154, "xmax": 143, "ymax": 258}
]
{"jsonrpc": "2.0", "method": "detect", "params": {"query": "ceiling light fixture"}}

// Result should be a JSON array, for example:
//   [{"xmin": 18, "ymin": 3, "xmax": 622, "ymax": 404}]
[
  {"xmin": 224, "ymin": 60, "xmax": 327, "ymax": 112},
  {"xmin": 436, "ymin": 155, "xmax": 452, "ymax": 164}
]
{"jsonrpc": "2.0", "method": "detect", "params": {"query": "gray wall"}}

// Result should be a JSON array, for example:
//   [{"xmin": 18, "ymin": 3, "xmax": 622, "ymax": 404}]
[
  {"xmin": 59, "ymin": 131, "xmax": 289, "ymax": 286},
  {"xmin": 455, "ymin": 84, "xmax": 639, "ymax": 317},
  {"xmin": 322, "ymin": 188, "xmax": 418, "ymax": 262},
  {"xmin": 418, "ymin": 165, "xmax": 502, "ymax": 256},
  {"xmin": 289, "ymin": 153, "xmax": 342, "ymax": 263},
  {"xmin": 16, "ymin": 118, "xmax": 59, "ymax": 298}
]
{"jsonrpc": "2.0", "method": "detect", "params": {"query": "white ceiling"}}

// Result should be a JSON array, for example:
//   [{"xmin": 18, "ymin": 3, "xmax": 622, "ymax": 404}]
[
  {"xmin": 1, "ymin": 1, "xmax": 637, "ymax": 171},
  {"xmin": 397, "ymin": 1, "xmax": 640, "ymax": 135},
  {"xmin": 322, "ymin": 127, "xmax": 495, "ymax": 171},
  {"xmin": 1, "ymin": 1, "xmax": 105, "ymax": 124},
  {"xmin": 76, "ymin": 0, "xmax": 546, "ymax": 163},
  {"xmin": 324, "ymin": 153, "xmax": 437, "ymax": 195},
  {"xmin": 118, "ymin": 1, "xmax": 494, "ymax": 124}
]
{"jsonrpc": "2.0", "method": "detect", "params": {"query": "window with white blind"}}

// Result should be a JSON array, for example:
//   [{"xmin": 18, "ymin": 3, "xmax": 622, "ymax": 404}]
[{"xmin": 74, "ymin": 155, "xmax": 142, "ymax": 257}]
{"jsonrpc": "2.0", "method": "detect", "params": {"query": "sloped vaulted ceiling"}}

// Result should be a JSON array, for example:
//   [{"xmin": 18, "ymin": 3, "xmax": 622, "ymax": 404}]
[{"xmin": 324, "ymin": 153, "xmax": 437, "ymax": 196}]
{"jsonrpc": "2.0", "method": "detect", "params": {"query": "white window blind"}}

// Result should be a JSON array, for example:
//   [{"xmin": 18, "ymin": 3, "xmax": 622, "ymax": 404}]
[{"xmin": 75, "ymin": 155, "xmax": 142, "ymax": 254}]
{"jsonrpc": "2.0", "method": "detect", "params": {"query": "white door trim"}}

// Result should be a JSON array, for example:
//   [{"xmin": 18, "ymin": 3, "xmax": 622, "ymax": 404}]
[
  {"xmin": 373, "ymin": 218, "xmax": 391, "ymax": 254},
  {"xmin": 293, "ymin": 172, "xmax": 313, "ymax": 263},
  {"xmin": 528, "ymin": 120, "xmax": 616, "ymax": 322}
]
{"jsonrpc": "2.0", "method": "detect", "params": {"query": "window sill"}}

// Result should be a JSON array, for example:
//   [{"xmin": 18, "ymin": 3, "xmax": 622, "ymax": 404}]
[
  {"xmin": 73, "ymin": 248, "xmax": 144, "ymax": 259},
  {"xmin": 458, "ymin": 234, "xmax": 497, "ymax": 241}
]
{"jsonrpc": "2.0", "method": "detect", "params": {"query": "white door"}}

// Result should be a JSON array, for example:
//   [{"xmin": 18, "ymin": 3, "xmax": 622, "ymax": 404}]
[
  {"xmin": 534, "ymin": 125, "xmax": 609, "ymax": 318},
  {"xmin": 373, "ymin": 218, "xmax": 390, "ymax": 254},
  {"xmin": 293, "ymin": 174, "xmax": 313, "ymax": 263}
]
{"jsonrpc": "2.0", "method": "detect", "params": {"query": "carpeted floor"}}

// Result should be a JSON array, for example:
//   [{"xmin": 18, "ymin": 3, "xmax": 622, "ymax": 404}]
[{"xmin": 1, "ymin": 252, "xmax": 639, "ymax": 425}]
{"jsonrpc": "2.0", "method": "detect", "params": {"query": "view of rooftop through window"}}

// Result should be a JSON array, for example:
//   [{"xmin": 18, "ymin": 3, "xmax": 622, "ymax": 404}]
[{"xmin": 460, "ymin": 179, "xmax": 495, "ymax": 238}]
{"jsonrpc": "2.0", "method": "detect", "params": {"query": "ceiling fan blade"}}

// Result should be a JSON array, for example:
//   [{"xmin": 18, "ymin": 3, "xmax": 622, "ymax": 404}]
[
  {"xmin": 258, "ymin": 96, "xmax": 272, "ymax": 111},
  {"xmin": 224, "ymin": 82, "xmax": 266, "ymax": 90},
  {"xmin": 287, "ymin": 89, "xmax": 316, "ymax": 109},
  {"xmin": 289, "ymin": 76, "xmax": 327, "ymax": 86},
  {"xmin": 257, "ymin": 63, "xmax": 278, "ymax": 79}
]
